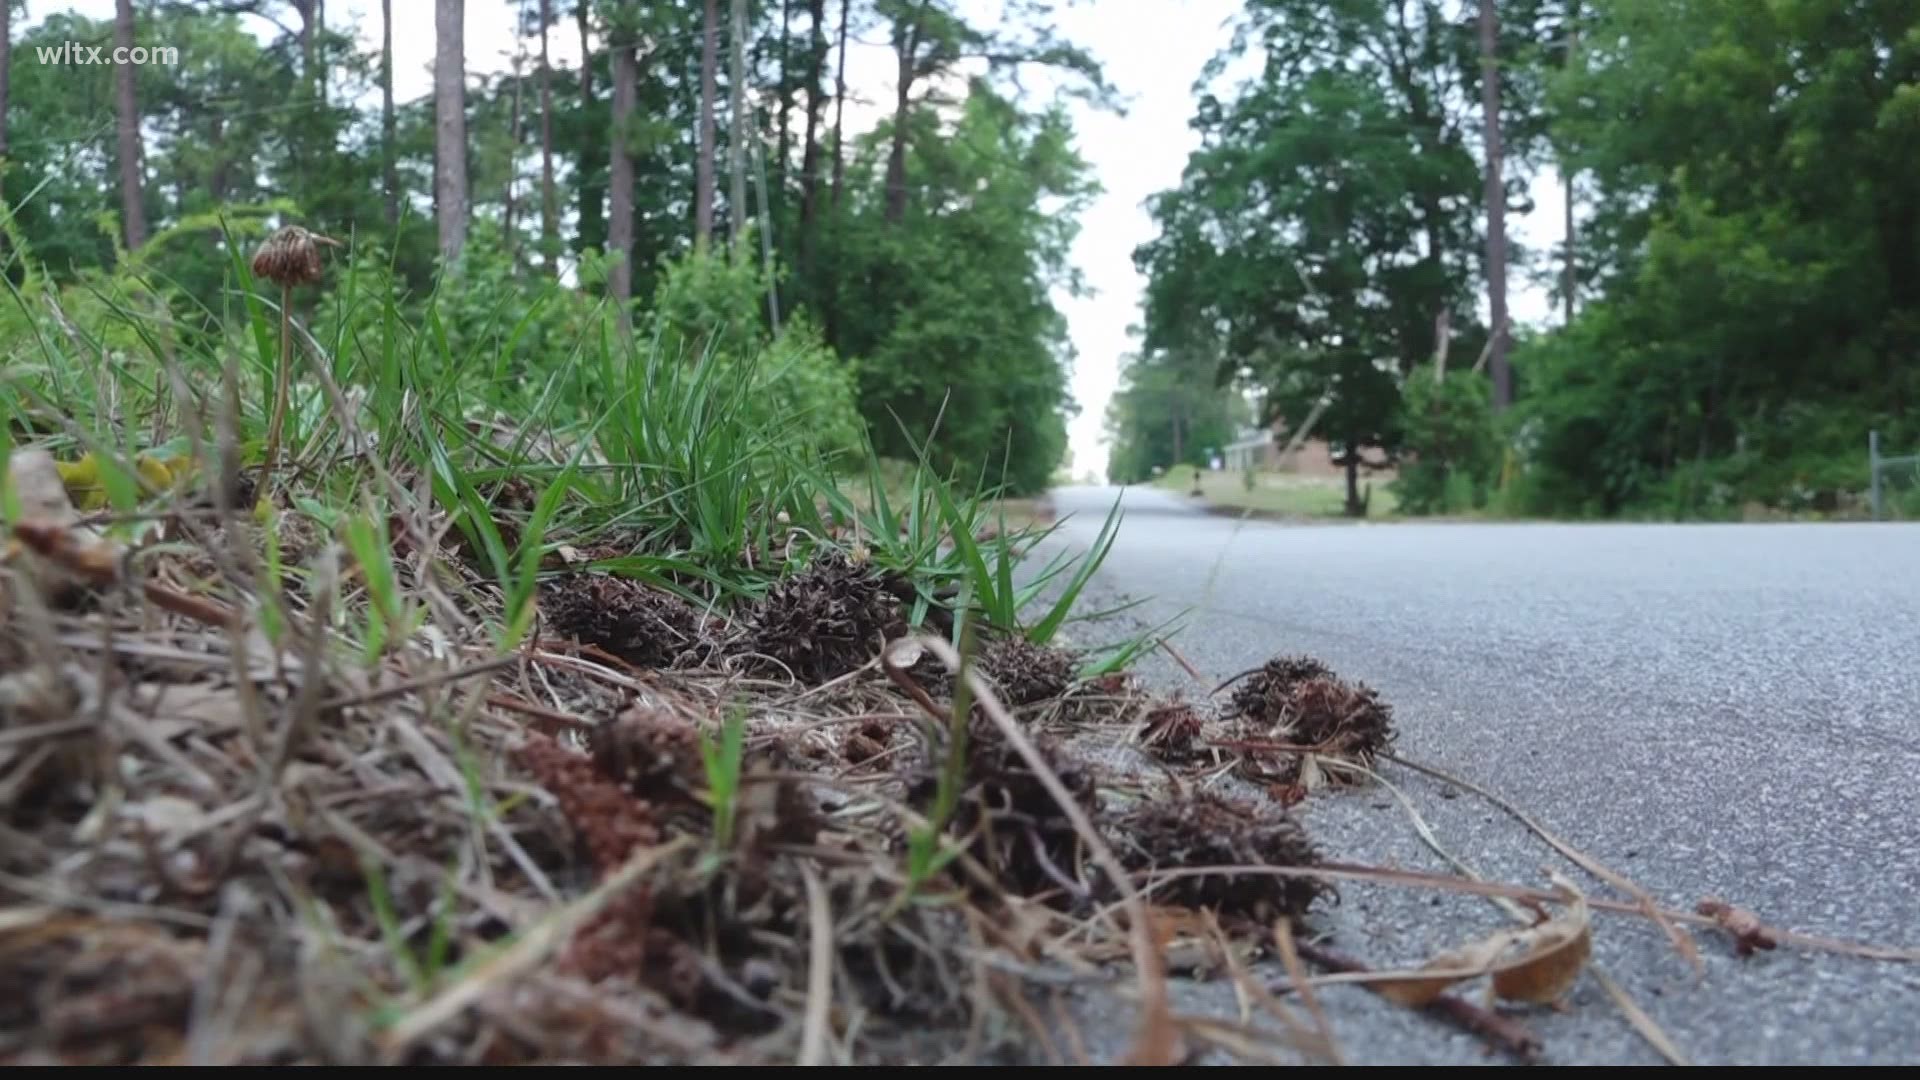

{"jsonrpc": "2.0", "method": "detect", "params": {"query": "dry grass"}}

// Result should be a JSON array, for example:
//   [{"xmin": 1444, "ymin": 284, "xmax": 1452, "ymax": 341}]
[{"xmin": 0, "ymin": 448, "xmax": 1346, "ymax": 1065}]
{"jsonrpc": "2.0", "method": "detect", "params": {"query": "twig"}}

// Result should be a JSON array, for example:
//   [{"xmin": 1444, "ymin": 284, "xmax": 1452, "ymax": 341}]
[
  {"xmin": 913, "ymin": 633, "xmax": 1179, "ymax": 1066},
  {"xmin": 378, "ymin": 835, "xmax": 693, "ymax": 1052},
  {"xmin": 1155, "ymin": 638, "xmax": 1207, "ymax": 687},
  {"xmin": 318, "ymin": 654, "xmax": 521, "ymax": 713},
  {"xmin": 798, "ymin": 863, "xmax": 834, "ymax": 1066},
  {"xmin": 143, "ymin": 581, "xmax": 238, "ymax": 625},
  {"xmin": 1208, "ymin": 666, "xmax": 1268, "ymax": 699},
  {"xmin": 1272, "ymin": 919, "xmax": 1343, "ymax": 1065},
  {"xmin": 485, "ymin": 692, "xmax": 595, "ymax": 731},
  {"xmin": 1133, "ymin": 860, "xmax": 1920, "ymax": 964},
  {"xmin": 1291, "ymin": 939, "xmax": 1540, "ymax": 1061},
  {"xmin": 1591, "ymin": 965, "xmax": 1690, "ymax": 1065},
  {"xmin": 1380, "ymin": 751, "xmax": 1703, "ymax": 976}
]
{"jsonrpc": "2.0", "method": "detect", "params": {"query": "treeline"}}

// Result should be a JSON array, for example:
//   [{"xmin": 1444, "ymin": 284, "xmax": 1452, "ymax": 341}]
[
  {"xmin": 0, "ymin": 0, "xmax": 1105, "ymax": 494},
  {"xmin": 1118, "ymin": 0, "xmax": 1920, "ymax": 519}
]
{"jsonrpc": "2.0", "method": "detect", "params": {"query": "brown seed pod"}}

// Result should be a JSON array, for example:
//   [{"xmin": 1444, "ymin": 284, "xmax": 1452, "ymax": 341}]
[{"xmin": 249, "ymin": 225, "xmax": 337, "ymax": 288}]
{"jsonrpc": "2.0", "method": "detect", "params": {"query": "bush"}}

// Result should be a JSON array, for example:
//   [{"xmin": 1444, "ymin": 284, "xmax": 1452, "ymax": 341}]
[
  {"xmin": 1392, "ymin": 369, "xmax": 1498, "ymax": 515},
  {"xmin": 646, "ymin": 251, "xmax": 865, "ymax": 462}
]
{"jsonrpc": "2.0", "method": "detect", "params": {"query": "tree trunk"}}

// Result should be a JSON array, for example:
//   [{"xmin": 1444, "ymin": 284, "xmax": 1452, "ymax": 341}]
[
  {"xmin": 609, "ymin": 33, "xmax": 637, "ymax": 329},
  {"xmin": 1477, "ymin": 0, "xmax": 1510, "ymax": 408},
  {"xmin": 729, "ymin": 0, "xmax": 749, "ymax": 256},
  {"xmin": 382, "ymin": 0, "xmax": 398, "ymax": 227},
  {"xmin": 1563, "ymin": 168, "xmax": 1576, "ymax": 325},
  {"xmin": 1, "ymin": 1, "xmax": 11, "ymax": 160},
  {"xmin": 1561, "ymin": 0, "xmax": 1579, "ymax": 327},
  {"xmin": 435, "ymin": 0, "xmax": 469, "ymax": 263},
  {"xmin": 775, "ymin": 0, "xmax": 794, "ymax": 216},
  {"xmin": 210, "ymin": 115, "xmax": 230, "ymax": 201},
  {"xmin": 797, "ymin": 0, "xmax": 827, "ymax": 271},
  {"xmin": 539, "ymin": 0, "xmax": 557, "ymax": 270},
  {"xmin": 883, "ymin": 17, "xmax": 917, "ymax": 225},
  {"xmin": 1344, "ymin": 452, "xmax": 1362, "ymax": 517},
  {"xmin": 830, "ymin": 0, "xmax": 850, "ymax": 209},
  {"xmin": 114, "ymin": 0, "xmax": 147, "ymax": 252},
  {"xmin": 575, "ymin": 1, "xmax": 603, "ymax": 257},
  {"xmin": 294, "ymin": 0, "xmax": 318, "ymax": 93},
  {"xmin": 698, "ymin": 0, "xmax": 719, "ymax": 251},
  {"xmin": 505, "ymin": 44, "xmax": 525, "ymax": 269}
]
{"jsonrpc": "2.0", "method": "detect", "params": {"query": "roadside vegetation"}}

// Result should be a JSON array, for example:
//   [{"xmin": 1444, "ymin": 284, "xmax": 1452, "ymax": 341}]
[{"xmin": 1111, "ymin": 0, "xmax": 1920, "ymax": 524}]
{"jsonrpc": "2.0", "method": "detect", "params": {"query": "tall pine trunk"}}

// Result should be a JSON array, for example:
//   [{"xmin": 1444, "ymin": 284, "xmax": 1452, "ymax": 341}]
[
  {"xmin": 698, "ymin": 0, "xmax": 719, "ymax": 251},
  {"xmin": 114, "ymin": 0, "xmax": 147, "ymax": 251},
  {"xmin": 797, "ymin": 0, "xmax": 827, "ymax": 271},
  {"xmin": 883, "ymin": 16, "xmax": 917, "ymax": 225},
  {"xmin": 1561, "ymin": 0, "xmax": 1580, "ymax": 326},
  {"xmin": 504, "ymin": 47, "xmax": 524, "ymax": 268},
  {"xmin": 1477, "ymin": 0, "xmax": 1510, "ymax": 409},
  {"xmin": 729, "ymin": 0, "xmax": 749, "ymax": 255},
  {"xmin": 1, "ymin": 1, "xmax": 12, "ymax": 160},
  {"xmin": 609, "ymin": 33, "xmax": 637, "ymax": 329},
  {"xmin": 539, "ymin": 0, "xmax": 557, "ymax": 270},
  {"xmin": 830, "ymin": 0, "xmax": 849, "ymax": 209},
  {"xmin": 382, "ymin": 0, "xmax": 398, "ymax": 227},
  {"xmin": 775, "ymin": 0, "xmax": 793, "ymax": 217},
  {"xmin": 574, "ymin": 1, "xmax": 603, "ymax": 256},
  {"xmin": 435, "ymin": 0, "xmax": 469, "ymax": 262}
]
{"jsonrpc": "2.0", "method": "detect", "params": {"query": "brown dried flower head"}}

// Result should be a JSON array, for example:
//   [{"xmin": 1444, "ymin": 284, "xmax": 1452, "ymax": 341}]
[{"xmin": 250, "ymin": 225, "xmax": 338, "ymax": 288}]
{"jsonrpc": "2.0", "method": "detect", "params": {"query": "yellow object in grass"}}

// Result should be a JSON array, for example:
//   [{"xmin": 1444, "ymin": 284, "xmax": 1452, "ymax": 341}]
[{"xmin": 55, "ymin": 451, "xmax": 193, "ymax": 510}]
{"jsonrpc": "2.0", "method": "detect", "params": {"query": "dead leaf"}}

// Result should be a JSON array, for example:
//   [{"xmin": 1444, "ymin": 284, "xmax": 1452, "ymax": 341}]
[
  {"xmin": 885, "ymin": 639, "xmax": 925, "ymax": 669},
  {"xmin": 7, "ymin": 449, "xmax": 78, "ymax": 522},
  {"xmin": 1373, "ymin": 872, "xmax": 1592, "ymax": 1008},
  {"xmin": 1298, "ymin": 753, "xmax": 1326, "ymax": 792},
  {"xmin": 121, "ymin": 795, "xmax": 209, "ymax": 843},
  {"xmin": 1374, "ymin": 933, "xmax": 1510, "ymax": 1006},
  {"xmin": 1490, "ymin": 874, "xmax": 1592, "ymax": 1004},
  {"xmin": 1696, "ymin": 897, "xmax": 1778, "ymax": 957}
]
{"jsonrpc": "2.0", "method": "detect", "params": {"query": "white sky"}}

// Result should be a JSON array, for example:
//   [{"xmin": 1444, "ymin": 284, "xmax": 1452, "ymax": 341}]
[{"xmin": 39, "ymin": 0, "xmax": 1561, "ymax": 481}]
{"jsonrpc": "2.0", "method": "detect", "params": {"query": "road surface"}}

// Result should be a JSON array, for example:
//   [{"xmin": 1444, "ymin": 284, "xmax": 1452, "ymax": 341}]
[{"xmin": 1038, "ymin": 484, "xmax": 1920, "ymax": 1065}]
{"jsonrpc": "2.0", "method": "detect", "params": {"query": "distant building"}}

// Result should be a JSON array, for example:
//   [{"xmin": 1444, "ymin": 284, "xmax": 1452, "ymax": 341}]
[{"xmin": 1220, "ymin": 418, "xmax": 1344, "ymax": 477}]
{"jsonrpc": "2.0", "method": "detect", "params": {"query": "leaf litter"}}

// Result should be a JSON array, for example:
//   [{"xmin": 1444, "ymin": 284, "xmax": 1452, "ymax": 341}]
[{"xmin": 5, "ymin": 446, "xmax": 1919, "ymax": 1067}]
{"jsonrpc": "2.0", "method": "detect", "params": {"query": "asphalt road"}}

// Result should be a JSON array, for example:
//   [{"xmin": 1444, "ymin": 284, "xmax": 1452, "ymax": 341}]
[{"xmin": 1037, "ymin": 484, "xmax": 1920, "ymax": 1065}]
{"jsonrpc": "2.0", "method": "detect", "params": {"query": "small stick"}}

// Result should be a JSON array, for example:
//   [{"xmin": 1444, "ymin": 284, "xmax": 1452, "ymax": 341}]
[
  {"xmin": 1290, "ymin": 939, "xmax": 1541, "ymax": 1061},
  {"xmin": 1381, "ymin": 751, "xmax": 1703, "ymax": 976}
]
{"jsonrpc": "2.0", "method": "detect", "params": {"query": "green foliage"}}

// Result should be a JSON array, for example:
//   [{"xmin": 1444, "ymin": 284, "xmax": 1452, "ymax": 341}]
[
  {"xmin": 699, "ymin": 705, "xmax": 749, "ymax": 859},
  {"xmin": 1, "ymin": 0, "xmax": 1101, "ymax": 500},
  {"xmin": 828, "ymin": 90, "xmax": 1094, "ymax": 496},
  {"xmin": 1394, "ymin": 371, "xmax": 1499, "ymax": 515},
  {"xmin": 1103, "ymin": 349, "xmax": 1244, "ymax": 485},
  {"xmin": 1133, "ymin": 0, "xmax": 1488, "ymax": 513},
  {"xmin": 648, "ymin": 250, "xmax": 864, "ymax": 462},
  {"xmin": 1505, "ymin": 0, "xmax": 1920, "ymax": 515}
]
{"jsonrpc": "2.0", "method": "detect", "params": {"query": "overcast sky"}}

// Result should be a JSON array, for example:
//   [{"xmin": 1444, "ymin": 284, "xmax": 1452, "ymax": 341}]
[{"xmin": 41, "ymin": 0, "xmax": 1561, "ymax": 481}]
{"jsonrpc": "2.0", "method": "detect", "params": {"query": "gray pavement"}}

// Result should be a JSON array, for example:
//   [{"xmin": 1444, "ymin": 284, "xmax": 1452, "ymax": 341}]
[{"xmin": 1036, "ymin": 484, "xmax": 1920, "ymax": 1065}]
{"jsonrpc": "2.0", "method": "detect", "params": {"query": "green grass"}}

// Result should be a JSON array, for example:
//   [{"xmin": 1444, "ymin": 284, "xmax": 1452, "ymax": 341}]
[
  {"xmin": 0, "ymin": 229, "xmax": 1125, "ymax": 654},
  {"xmin": 1151, "ymin": 466, "xmax": 1402, "ymax": 520}
]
